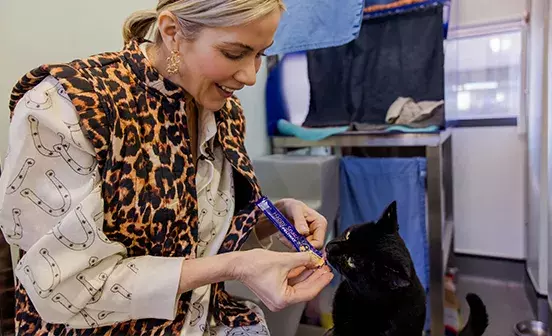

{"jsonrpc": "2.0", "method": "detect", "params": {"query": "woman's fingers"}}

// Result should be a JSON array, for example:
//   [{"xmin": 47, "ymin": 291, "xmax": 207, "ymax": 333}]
[
  {"xmin": 286, "ymin": 267, "xmax": 334, "ymax": 305},
  {"xmin": 288, "ymin": 266, "xmax": 306, "ymax": 279},
  {"xmin": 288, "ymin": 268, "xmax": 315, "ymax": 286},
  {"xmin": 302, "ymin": 206, "xmax": 328, "ymax": 250},
  {"xmin": 289, "ymin": 263, "xmax": 331, "ymax": 286},
  {"xmin": 289, "ymin": 202, "xmax": 309, "ymax": 235}
]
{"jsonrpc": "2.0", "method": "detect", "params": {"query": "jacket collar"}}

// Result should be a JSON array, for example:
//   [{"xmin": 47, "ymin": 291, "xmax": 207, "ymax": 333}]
[{"xmin": 122, "ymin": 39, "xmax": 259, "ymax": 195}]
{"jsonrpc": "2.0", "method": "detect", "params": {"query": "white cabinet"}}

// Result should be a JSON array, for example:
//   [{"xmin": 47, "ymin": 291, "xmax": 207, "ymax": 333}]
[{"xmin": 452, "ymin": 127, "xmax": 526, "ymax": 259}]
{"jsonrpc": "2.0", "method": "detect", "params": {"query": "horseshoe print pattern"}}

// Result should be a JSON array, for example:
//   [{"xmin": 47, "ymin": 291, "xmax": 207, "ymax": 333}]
[
  {"xmin": 7, "ymin": 158, "xmax": 35, "ymax": 195},
  {"xmin": 96, "ymin": 227, "xmax": 120, "ymax": 246},
  {"xmin": 189, "ymin": 301, "xmax": 204, "ymax": 326},
  {"xmin": 28, "ymin": 115, "xmax": 62, "ymax": 158},
  {"xmin": 98, "ymin": 311, "xmax": 114, "ymax": 321},
  {"xmin": 206, "ymin": 187, "xmax": 231, "ymax": 217},
  {"xmin": 0, "ymin": 208, "xmax": 23, "ymax": 240},
  {"xmin": 198, "ymin": 221, "xmax": 217, "ymax": 252},
  {"xmin": 110, "ymin": 284, "xmax": 132, "ymax": 300},
  {"xmin": 127, "ymin": 262, "xmax": 138, "ymax": 274},
  {"xmin": 76, "ymin": 273, "xmax": 100, "ymax": 296},
  {"xmin": 79, "ymin": 310, "xmax": 99, "ymax": 328},
  {"xmin": 93, "ymin": 211, "xmax": 103, "ymax": 225},
  {"xmin": 77, "ymin": 271, "xmax": 106, "ymax": 304},
  {"xmin": 55, "ymin": 82, "xmax": 71, "ymax": 102},
  {"xmin": 52, "ymin": 206, "xmax": 95, "ymax": 250},
  {"xmin": 52, "ymin": 294, "xmax": 100, "ymax": 328},
  {"xmin": 89, "ymin": 283, "xmax": 105, "ymax": 304},
  {"xmin": 24, "ymin": 80, "xmax": 70, "ymax": 111},
  {"xmin": 88, "ymin": 257, "xmax": 99, "ymax": 267},
  {"xmin": 25, "ymin": 89, "xmax": 53, "ymax": 110},
  {"xmin": 64, "ymin": 122, "xmax": 83, "ymax": 148},
  {"xmin": 198, "ymin": 208, "xmax": 208, "ymax": 224},
  {"xmin": 197, "ymin": 209, "xmax": 213, "ymax": 254},
  {"xmin": 52, "ymin": 293, "xmax": 81, "ymax": 314},
  {"xmin": 21, "ymin": 170, "xmax": 71, "ymax": 217},
  {"xmin": 23, "ymin": 248, "xmax": 61, "ymax": 298},
  {"xmin": 53, "ymin": 135, "xmax": 97, "ymax": 175}
]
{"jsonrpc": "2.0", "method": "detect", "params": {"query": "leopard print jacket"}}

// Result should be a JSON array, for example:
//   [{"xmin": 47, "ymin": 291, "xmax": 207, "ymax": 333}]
[{"xmin": 8, "ymin": 39, "xmax": 264, "ymax": 336}]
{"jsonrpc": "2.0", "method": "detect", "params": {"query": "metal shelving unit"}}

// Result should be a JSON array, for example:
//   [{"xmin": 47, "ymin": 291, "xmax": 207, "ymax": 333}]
[{"xmin": 271, "ymin": 129, "xmax": 454, "ymax": 336}]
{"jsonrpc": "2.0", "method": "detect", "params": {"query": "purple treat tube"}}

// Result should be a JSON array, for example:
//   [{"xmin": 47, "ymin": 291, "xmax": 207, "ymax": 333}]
[{"xmin": 255, "ymin": 196, "xmax": 324, "ymax": 259}]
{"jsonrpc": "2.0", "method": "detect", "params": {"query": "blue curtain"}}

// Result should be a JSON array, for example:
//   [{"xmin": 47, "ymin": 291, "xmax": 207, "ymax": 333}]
[{"xmin": 339, "ymin": 156, "xmax": 429, "ymax": 296}]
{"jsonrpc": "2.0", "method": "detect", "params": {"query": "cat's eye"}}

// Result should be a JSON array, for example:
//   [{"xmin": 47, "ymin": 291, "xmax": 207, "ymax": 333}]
[
  {"xmin": 345, "ymin": 231, "xmax": 351, "ymax": 240},
  {"xmin": 346, "ymin": 257, "xmax": 356, "ymax": 268}
]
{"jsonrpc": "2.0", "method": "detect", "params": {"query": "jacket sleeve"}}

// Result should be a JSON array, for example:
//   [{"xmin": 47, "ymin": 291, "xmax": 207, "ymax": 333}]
[{"xmin": 0, "ymin": 76, "xmax": 184, "ymax": 328}]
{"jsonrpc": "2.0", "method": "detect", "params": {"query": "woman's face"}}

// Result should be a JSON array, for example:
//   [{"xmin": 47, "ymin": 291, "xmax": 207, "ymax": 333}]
[{"xmin": 157, "ymin": 10, "xmax": 281, "ymax": 111}]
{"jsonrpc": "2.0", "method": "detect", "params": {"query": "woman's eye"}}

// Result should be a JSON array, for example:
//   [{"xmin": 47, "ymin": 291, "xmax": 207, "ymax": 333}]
[
  {"xmin": 256, "ymin": 52, "xmax": 267, "ymax": 59},
  {"xmin": 222, "ymin": 51, "xmax": 244, "ymax": 60}
]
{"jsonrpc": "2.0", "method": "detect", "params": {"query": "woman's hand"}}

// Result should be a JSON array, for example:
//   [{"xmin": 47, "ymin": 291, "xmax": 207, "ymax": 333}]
[
  {"xmin": 256, "ymin": 198, "xmax": 328, "ymax": 250},
  {"xmin": 236, "ymin": 249, "xmax": 333, "ymax": 312}
]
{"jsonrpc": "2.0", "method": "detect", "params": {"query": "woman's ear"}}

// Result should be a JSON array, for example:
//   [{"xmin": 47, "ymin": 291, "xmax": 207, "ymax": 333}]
[{"xmin": 157, "ymin": 10, "xmax": 180, "ymax": 50}]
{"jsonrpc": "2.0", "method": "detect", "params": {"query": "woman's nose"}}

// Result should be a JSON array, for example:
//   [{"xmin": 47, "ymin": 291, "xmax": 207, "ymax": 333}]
[{"xmin": 234, "ymin": 61, "xmax": 257, "ymax": 86}]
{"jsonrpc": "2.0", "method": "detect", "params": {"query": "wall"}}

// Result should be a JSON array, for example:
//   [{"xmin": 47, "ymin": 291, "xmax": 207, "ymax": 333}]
[
  {"xmin": 235, "ymin": 64, "xmax": 270, "ymax": 158},
  {"xmin": 527, "ymin": 0, "xmax": 549, "ymax": 295},
  {"xmin": 449, "ymin": 0, "xmax": 527, "ymax": 28},
  {"xmin": 0, "ymin": 1, "xmax": 269, "ymax": 161}
]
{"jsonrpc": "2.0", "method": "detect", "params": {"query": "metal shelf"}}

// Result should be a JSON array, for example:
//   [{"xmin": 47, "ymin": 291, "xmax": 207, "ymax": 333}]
[{"xmin": 272, "ymin": 129, "xmax": 451, "ymax": 149}]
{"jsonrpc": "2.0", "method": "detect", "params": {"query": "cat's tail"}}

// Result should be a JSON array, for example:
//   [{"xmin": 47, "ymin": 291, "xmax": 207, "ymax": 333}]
[{"xmin": 458, "ymin": 293, "xmax": 489, "ymax": 336}]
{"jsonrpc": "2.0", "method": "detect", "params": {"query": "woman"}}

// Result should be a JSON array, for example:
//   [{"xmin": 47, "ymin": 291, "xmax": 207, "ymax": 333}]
[{"xmin": 0, "ymin": 0, "xmax": 333, "ymax": 335}]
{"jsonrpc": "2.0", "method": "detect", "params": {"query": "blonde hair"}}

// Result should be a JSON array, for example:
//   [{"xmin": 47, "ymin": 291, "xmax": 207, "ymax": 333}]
[{"xmin": 123, "ymin": 0, "xmax": 286, "ymax": 43}]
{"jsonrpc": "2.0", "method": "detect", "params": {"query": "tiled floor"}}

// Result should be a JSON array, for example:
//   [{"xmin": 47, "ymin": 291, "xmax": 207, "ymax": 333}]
[{"xmin": 456, "ymin": 275, "xmax": 535, "ymax": 336}]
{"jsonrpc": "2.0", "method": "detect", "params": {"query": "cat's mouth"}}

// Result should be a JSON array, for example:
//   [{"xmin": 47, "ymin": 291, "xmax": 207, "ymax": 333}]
[{"xmin": 325, "ymin": 241, "xmax": 349, "ymax": 274}]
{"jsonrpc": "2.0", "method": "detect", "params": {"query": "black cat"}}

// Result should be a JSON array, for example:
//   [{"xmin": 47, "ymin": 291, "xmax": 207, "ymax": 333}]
[{"xmin": 324, "ymin": 201, "xmax": 488, "ymax": 336}]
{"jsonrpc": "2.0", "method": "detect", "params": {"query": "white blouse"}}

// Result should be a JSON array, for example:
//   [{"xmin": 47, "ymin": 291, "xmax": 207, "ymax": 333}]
[{"xmin": 0, "ymin": 76, "xmax": 269, "ymax": 335}]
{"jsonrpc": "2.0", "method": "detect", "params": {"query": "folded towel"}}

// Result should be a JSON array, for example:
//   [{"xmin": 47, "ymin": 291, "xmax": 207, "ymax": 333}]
[
  {"xmin": 266, "ymin": 0, "xmax": 365, "ymax": 55},
  {"xmin": 353, "ymin": 123, "xmax": 440, "ymax": 134},
  {"xmin": 386, "ymin": 97, "xmax": 445, "ymax": 128},
  {"xmin": 277, "ymin": 119, "xmax": 350, "ymax": 141}
]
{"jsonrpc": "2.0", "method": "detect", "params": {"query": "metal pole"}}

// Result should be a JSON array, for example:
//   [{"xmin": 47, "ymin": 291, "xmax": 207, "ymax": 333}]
[{"xmin": 426, "ymin": 143, "xmax": 444, "ymax": 335}]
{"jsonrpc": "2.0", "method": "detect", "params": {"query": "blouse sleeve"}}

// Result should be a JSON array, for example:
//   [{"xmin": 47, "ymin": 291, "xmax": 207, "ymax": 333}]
[{"xmin": 0, "ymin": 76, "xmax": 184, "ymax": 328}]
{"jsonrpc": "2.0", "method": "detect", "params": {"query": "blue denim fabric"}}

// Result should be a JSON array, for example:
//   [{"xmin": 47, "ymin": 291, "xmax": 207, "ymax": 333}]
[
  {"xmin": 339, "ymin": 157, "xmax": 431, "ymax": 329},
  {"xmin": 265, "ymin": 0, "xmax": 365, "ymax": 55},
  {"xmin": 339, "ymin": 157, "xmax": 429, "ymax": 293}
]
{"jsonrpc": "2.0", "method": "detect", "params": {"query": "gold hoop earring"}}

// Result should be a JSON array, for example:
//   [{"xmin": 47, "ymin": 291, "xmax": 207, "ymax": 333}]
[{"xmin": 166, "ymin": 50, "xmax": 180, "ymax": 75}]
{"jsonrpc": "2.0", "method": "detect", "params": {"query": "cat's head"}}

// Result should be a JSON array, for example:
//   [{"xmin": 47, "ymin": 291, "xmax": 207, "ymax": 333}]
[{"xmin": 325, "ymin": 201, "xmax": 415, "ymax": 293}]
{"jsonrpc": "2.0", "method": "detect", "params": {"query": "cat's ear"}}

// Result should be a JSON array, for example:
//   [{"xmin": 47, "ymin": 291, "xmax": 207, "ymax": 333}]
[{"xmin": 377, "ymin": 201, "xmax": 398, "ymax": 233}]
